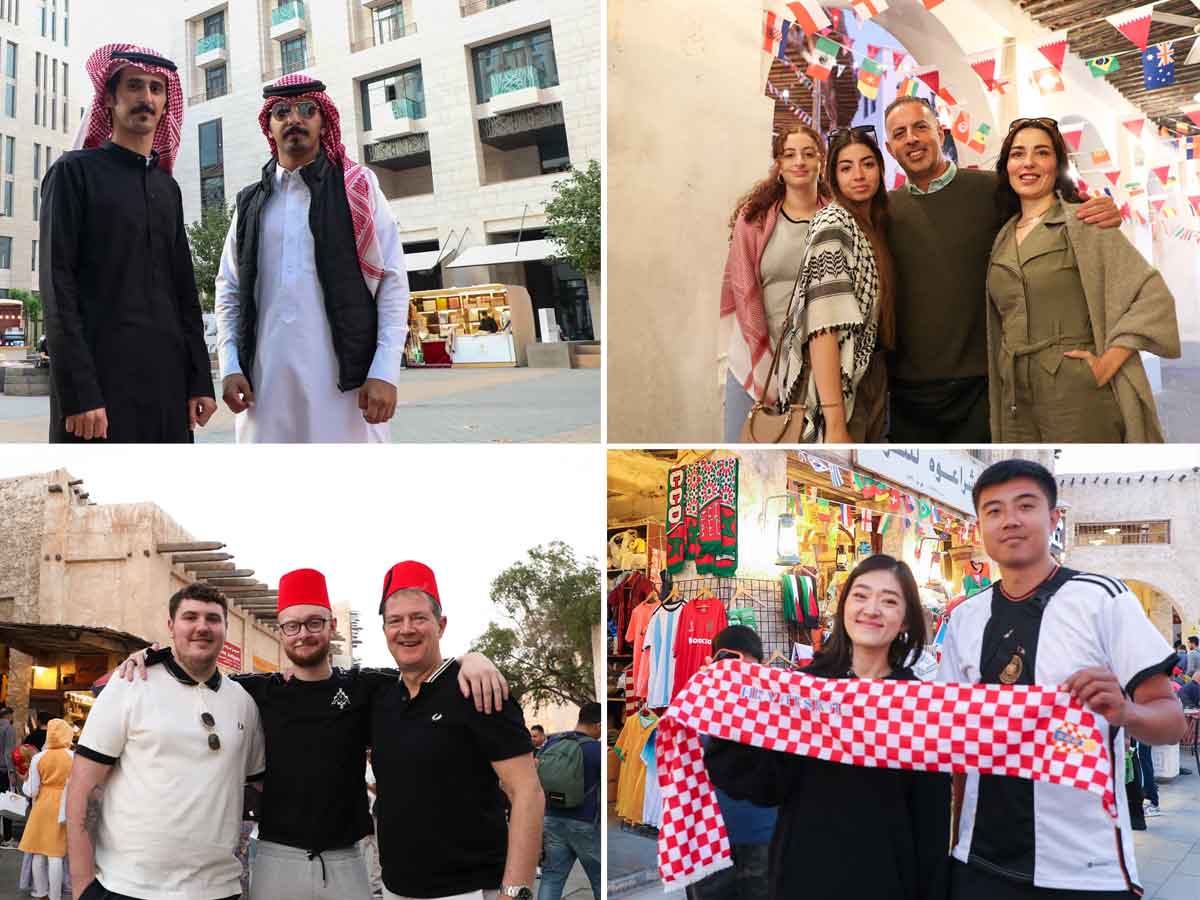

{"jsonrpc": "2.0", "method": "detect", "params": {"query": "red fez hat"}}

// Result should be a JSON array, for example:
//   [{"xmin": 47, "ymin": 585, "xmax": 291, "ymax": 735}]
[
  {"xmin": 278, "ymin": 568, "xmax": 331, "ymax": 613},
  {"xmin": 380, "ymin": 561, "xmax": 440, "ymax": 614}
]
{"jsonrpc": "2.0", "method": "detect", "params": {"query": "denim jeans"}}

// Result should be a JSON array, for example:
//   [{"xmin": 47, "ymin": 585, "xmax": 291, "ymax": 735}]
[
  {"xmin": 536, "ymin": 816, "xmax": 600, "ymax": 900},
  {"xmin": 686, "ymin": 843, "xmax": 769, "ymax": 900},
  {"xmin": 1136, "ymin": 741, "xmax": 1158, "ymax": 806}
]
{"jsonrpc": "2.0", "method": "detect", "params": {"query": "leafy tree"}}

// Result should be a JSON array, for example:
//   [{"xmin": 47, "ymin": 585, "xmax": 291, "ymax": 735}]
[
  {"xmin": 544, "ymin": 159, "xmax": 600, "ymax": 276},
  {"xmin": 186, "ymin": 203, "xmax": 234, "ymax": 313},
  {"xmin": 11, "ymin": 289, "xmax": 41, "ymax": 343},
  {"xmin": 470, "ymin": 541, "xmax": 599, "ymax": 708}
]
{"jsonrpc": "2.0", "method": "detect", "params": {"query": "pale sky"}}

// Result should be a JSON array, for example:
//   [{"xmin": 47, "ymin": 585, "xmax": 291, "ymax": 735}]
[
  {"xmin": 70, "ymin": 3, "xmax": 172, "ymax": 106},
  {"xmin": 1055, "ymin": 445, "xmax": 1200, "ymax": 475},
  {"xmin": 0, "ymin": 446, "xmax": 604, "ymax": 666}
]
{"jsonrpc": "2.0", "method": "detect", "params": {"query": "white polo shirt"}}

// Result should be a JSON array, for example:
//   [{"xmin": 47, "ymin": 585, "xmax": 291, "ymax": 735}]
[
  {"xmin": 77, "ymin": 655, "xmax": 266, "ymax": 900},
  {"xmin": 937, "ymin": 568, "xmax": 1176, "ymax": 893}
]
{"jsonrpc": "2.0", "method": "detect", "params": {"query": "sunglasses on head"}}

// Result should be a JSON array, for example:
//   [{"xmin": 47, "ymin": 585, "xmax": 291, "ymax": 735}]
[
  {"xmin": 712, "ymin": 649, "xmax": 745, "ymax": 663},
  {"xmin": 270, "ymin": 100, "xmax": 320, "ymax": 121},
  {"xmin": 827, "ymin": 125, "xmax": 878, "ymax": 147},
  {"xmin": 1007, "ymin": 117, "xmax": 1059, "ymax": 134}
]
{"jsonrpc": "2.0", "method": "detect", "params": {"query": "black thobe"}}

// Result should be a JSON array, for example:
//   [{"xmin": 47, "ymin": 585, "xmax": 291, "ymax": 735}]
[{"xmin": 39, "ymin": 141, "xmax": 213, "ymax": 443}]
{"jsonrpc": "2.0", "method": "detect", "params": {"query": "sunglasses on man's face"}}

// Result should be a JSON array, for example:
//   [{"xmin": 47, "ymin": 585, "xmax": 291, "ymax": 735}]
[{"xmin": 270, "ymin": 100, "xmax": 320, "ymax": 121}]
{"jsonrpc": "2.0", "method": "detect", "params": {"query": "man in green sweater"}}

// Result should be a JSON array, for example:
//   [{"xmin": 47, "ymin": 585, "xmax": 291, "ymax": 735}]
[{"xmin": 882, "ymin": 97, "xmax": 1122, "ymax": 442}]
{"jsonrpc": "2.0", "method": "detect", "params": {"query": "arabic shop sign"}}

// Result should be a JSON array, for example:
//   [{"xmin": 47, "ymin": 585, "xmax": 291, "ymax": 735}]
[
  {"xmin": 217, "ymin": 641, "xmax": 243, "ymax": 671},
  {"xmin": 855, "ymin": 449, "xmax": 982, "ymax": 516}
]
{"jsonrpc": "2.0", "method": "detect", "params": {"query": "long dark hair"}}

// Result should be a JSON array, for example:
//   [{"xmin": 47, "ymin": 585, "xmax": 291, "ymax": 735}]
[
  {"xmin": 811, "ymin": 554, "xmax": 925, "ymax": 678},
  {"xmin": 729, "ymin": 125, "xmax": 833, "ymax": 231},
  {"xmin": 825, "ymin": 130, "xmax": 895, "ymax": 349},
  {"xmin": 995, "ymin": 120, "xmax": 1083, "ymax": 222}
]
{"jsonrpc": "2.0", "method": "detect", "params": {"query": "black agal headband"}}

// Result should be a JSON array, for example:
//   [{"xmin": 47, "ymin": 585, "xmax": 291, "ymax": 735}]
[
  {"xmin": 263, "ymin": 80, "xmax": 327, "ymax": 99},
  {"xmin": 111, "ymin": 50, "xmax": 177, "ymax": 72}
]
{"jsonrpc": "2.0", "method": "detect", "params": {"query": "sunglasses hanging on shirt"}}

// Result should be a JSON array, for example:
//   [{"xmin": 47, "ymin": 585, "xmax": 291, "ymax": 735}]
[{"xmin": 201, "ymin": 711, "xmax": 220, "ymax": 751}]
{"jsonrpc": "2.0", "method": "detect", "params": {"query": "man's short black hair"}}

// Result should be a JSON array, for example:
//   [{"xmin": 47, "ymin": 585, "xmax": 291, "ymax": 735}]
[
  {"xmin": 578, "ymin": 702, "xmax": 601, "ymax": 726},
  {"xmin": 530, "ymin": 725, "xmax": 546, "ymax": 735},
  {"xmin": 883, "ymin": 95, "xmax": 938, "ymax": 129},
  {"xmin": 712, "ymin": 625, "xmax": 764, "ymax": 663},
  {"xmin": 169, "ymin": 583, "xmax": 228, "ymax": 619},
  {"xmin": 1190, "ymin": 635, "xmax": 1199, "ymax": 648},
  {"xmin": 972, "ymin": 459, "xmax": 1057, "ymax": 511},
  {"xmin": 0, "ymin": 708, "xmax": 12, "ymax": 719}
]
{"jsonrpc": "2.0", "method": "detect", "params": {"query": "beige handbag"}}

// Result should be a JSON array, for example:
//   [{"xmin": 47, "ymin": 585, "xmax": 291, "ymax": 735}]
[{"xmin": 739, "ymin": 266, "xmax": 810, "ymax": 444}]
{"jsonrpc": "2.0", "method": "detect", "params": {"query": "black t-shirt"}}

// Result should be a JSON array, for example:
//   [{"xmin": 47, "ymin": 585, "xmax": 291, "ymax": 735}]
[
  {"xmin": 372, "ymin": 658, "xmax": 533, "ymax": 898},
  {"xmin": 234, "ymin": 666, "xmax": 395, "ymax": 853},
  {"xmin": 970, "ymin": 567, "xmax": 1074, "ymax": 882},
  {"xmin": 26, "ymin": 729, "xmax": 47, "ymax": 751}
]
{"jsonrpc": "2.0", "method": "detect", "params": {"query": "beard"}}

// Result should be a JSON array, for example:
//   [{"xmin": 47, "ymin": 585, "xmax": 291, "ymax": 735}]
[{"xmin": 285, "ymin": 637, "xmax": 330, "ymax": 668}]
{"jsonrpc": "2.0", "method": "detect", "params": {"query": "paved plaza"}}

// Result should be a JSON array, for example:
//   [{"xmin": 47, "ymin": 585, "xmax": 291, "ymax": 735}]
[{"xmin": 0, "ymin": 367, "xmax": 600, "ymax": 444}]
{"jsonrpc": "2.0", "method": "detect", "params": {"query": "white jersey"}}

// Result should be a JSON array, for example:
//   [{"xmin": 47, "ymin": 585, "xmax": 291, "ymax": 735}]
[{"xmin": 937, "ymin": 568, "xmax": 1175, "ymax": 893}]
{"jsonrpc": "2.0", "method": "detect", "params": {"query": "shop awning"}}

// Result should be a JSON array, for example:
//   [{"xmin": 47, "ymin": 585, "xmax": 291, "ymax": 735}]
[
  {"xmin": 0, "ymin": 622, "xmax": 151, "ymax": 657},
  {"xmin": 405, "ymin": 250, "xmax": 445, "ymax": 272},
  {"xmin": 446, "ymin": 239, "xmax": 556, "ymax": 268}
]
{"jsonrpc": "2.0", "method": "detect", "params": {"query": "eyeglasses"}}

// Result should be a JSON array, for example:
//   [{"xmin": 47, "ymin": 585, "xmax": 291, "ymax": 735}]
[
  {"xmin": 1007, "ymin": 117, "xmax": 1059, "ymax": 134},
  {"xmin": 269, "ymin": 100, "xmax": 320, "ymax": 121},
  {"xmin": 827, "ymin": 125, "xmax": 878, "ymax": 147},
  {"xmin": 279, "ymin": 616, "xmax": 330, "ymax": 636},
  {"xmin": 201, "ymin": 712, "xmax": 220, "ymax": 751}
]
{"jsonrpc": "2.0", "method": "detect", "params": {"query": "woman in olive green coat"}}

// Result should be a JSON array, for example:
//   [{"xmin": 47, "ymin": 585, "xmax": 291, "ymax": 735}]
[{"xmin": 986, "ymin": 118, "xmax": 1180, "ymax": 442}]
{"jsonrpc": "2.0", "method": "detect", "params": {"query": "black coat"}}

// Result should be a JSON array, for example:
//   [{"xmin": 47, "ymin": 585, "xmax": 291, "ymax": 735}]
[
  {"xmin": 39, "ymin": 142, "xmax": 212, "ymax": 443},
  {"xmin": 705, "ymin": 664, "xmax": 951, "ymax": 900}
]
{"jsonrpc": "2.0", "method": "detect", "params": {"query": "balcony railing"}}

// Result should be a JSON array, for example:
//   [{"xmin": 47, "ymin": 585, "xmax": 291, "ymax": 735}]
[
  {"xmin": 390, "ymin": 97, "xmax": 424, "ymax": 119},
  {"xmin": 197, "ymin": 33, "xmax": 226, "ymax": 54},
  {"xmin": 489, "ymin": 64, "xmax": 543, "ymax": 98},
  {"xmin": 350, "ymin": 20, "xmax": 418, "ymax": 53},
  {"xmin": 262, "ymin": 53, "xmax": 316, "ymax": 84},
  {"xmin": 460, "ymin": 0, "xmax": 516, "ymax": 15},
  {"xmin": 272, "ymin": 0, "xmax": 304, "ymax": 27}
]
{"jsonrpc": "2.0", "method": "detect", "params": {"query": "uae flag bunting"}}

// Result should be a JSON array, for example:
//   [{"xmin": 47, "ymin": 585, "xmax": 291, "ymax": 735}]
[
  {"xmin": 915, "ymin": 68, "xmax": 941, "ymax": 95},
  {"xmin": 1152, "ymin": 165, "xmax": 1172, "ymax": 184},
  {"xmin": 1092, "ymin": 148, "xmax": 1112, "ymax": 167},
  {"xmin": 1038, "ymin": 31, "xmax": 1070, "ymax": 71},
  {"xmin": 1183, "ymin": 104, "xmax": 1200, "ymax": 129},
  {"xmin": 1087, "ymin": 55, "xmax": 1121, "ymax": 77},
  {"xmin": 1033, "ymin": 66, "xmax": 1065, "ymax": 95},
  {"xmin": 766, "ymin": 0, "xmax": 832, "ymax": 36},
  {"xmin": 858, "ymin": 57, "xmax": 884, "ymax": 100},
  {"xmin": 1143, "ymin": 42, "xmax": 1175, "ymax": 90},
  {"xmin": 952, "ymin": 110, "xmax": 971, "ymax": 146},
  {"xmin": 851, "ymin": 0, "xmax": 888, "ymax": 21},
  {"xmin": 898, "ymin": 77, "xmax": 921, "ymax": 97},
  {"xmin": 1060, "ymin": 125, "xmax": 1084, "ymax": 153},
  {"xmin": 1104, "ymin": 169, "xmax": 1123, "ymax": 187},
  {"xmin": 1122, "ymin": 116, "xmax": 1146, "ymax": 138},
  {"xmin": 968, "ymin": 122, "xmax": 991, "ymax": 154},
  {"xmin": 1105, "ymin": 2, "xmax": 1161, "ymax": 52},
  {"xmin": 807, "ymin": 35, "xmax": 842, "ymax": 81}
]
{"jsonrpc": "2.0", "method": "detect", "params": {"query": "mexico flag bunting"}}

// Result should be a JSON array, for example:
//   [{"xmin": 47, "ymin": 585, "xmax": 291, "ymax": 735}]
[
  {"xmin": 766, "ymin": 0, "xmax": 832, "ymax": 35},
  {"xmin": 1105, "ymin": 2, "xmax": 1161, "ymax": 52},
  {"xmin": 807, "ymin": 35, "xmax": 841, "ymax": 81},
  {"xmin": 1038, "ymin": 30, "xmax": 1070, "ymax": 71}
]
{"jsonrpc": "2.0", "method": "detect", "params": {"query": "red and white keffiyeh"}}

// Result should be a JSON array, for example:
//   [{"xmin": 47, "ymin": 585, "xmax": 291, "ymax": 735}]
[
  {"xmin": 259, "ymin": 74, "xmax": 386, "ymax": 295},
  {"xmin": 75, "ymin": 43, "xmax": 184, "ymax": 174},
  {"xmin": 656, "ymin": 659, "xmax": 1116, "ymax": 889}
]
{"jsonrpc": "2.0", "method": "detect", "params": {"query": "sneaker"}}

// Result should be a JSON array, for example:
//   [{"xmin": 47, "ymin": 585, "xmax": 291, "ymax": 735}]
[
  {"xmin": 0, "ymin": 839, "xmax": 17, "ymax": 849},
  {"xmin": 1144, "ymin": 803, "xmax": 1163, "ymax": 817}
]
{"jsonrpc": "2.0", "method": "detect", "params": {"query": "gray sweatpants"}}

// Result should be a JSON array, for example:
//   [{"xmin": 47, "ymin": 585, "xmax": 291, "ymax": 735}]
[{"xmin": 250, "ymin": 839, "xmax": 371, "ymax": 900}]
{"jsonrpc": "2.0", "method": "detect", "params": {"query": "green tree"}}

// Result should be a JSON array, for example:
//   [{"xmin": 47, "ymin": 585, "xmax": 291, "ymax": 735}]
[
  {"xmin": 11, "ymin": 289, "xmax": 41, "ymax": 344},
  {"xmin": 470, "ymin": 541, "xmax": 599, "ymax": 708},
  {"xmin": 186, "ymin": 203, "xmax": 234, "ymax": 313},
  {"xmin": 543, "ymin": 159, "xmax": 600, "ymax": 276}
]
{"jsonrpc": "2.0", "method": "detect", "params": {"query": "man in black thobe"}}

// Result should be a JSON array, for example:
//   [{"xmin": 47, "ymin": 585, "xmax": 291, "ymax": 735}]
[{"xmin": 40, "ymin": 43, "xmax": 215, "ymax": 442}]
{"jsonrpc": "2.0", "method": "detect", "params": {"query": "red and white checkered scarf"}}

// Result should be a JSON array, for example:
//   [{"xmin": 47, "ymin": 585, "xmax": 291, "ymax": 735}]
[
  {"xmin": 259, "ymin": 74, "xmax": 385, "ymax": 295},
  {"xmin": 656, "ymin": 659, "xmax": 1116, "ymax": 889},
  {"xmin": 76, "ymin": 44, "xmax": 184, "ymax": 174}
]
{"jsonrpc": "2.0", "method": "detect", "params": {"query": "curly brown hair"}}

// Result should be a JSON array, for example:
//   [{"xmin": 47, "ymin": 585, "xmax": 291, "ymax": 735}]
[{"xmin": 729, "ymin": 125, "xmax": 832, "ymax": 231}]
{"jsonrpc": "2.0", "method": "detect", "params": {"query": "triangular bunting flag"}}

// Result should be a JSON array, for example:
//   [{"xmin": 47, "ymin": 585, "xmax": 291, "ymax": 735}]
[
  {"xmin": 1188, "ymin": 194, "xmax": 1200, "ymax": 216},
  {"xmin": 915, "ymin": 68, "xmax": 940, "ymax": 95},
  {"xmin": 1122, "ymin": 117, "xmax": 1146, "ymax": 138},
  {"xmin": 893, "ymin": 171, "xmax": 908, "ymax": 190},
  {"xmin": 937, "ymin": 86, "xmax": 958, "ymax": 106},
  {"xmin": 892, "ymin": 49, "xmax": 907, "ymax": 70},
  {"xmin": 1183, "ymin": 104, "xmax": 1200, "ymax": 129},
  {"xmin": 921, "ymin": 0, "xmax": 944, "ymax": 8},
  {"xmin": 969, "ymin": 53, "xmax": 999, "ymax": 91},
  {"xmin": 1152, "ymin": 164, "xmax": 1172, "ymax": 184},
  {"xmin": 1077, "ymin": 176, "xmax": 1090, "ymax": 195},
  {"xmin": 1105, "ymin": 2, "xmax": 1160, "ymax": 52},
  {"xmin": 1038, "ymin": 31, "xmax": 1070, "ymax": 72},
  {"xmin": 1151, "ymin": 198, "xmax": 1166, "ymax": 212},
  {"xmin": 1104, "ymin": 169, "xmax": 1122, "ymax": 187},
  {"xmin": 866, "ymin": 44, "xmax": 883, "ymax": 60},
  {"xmin": 1060, "ymin": 124, "xmax": 1084, "ymax": 153}
]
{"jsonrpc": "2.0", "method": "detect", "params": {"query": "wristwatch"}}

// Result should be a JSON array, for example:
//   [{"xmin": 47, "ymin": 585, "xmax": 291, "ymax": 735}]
[{"xmin": 500, "ymin": 886, "xmax": 533, "ymax": 900}]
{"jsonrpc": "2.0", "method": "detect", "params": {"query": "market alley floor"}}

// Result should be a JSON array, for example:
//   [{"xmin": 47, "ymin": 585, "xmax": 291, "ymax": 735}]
[
  {"xmin": 609, "ymin": 767, "xmax": 1200, "ymax": 899},
  {"xmin": 0, "ymin": 847, "xmax": 598, "ymax": 899},
  {"xmin": 0, "ymin": 367, "xmax": 601, "ymax": 443}
]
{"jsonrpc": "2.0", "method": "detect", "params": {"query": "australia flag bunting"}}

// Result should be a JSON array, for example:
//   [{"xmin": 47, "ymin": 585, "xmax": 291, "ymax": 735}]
[{"xmin": 1143, "ymin": 41, "xmax": 1175, "ymax": 90}]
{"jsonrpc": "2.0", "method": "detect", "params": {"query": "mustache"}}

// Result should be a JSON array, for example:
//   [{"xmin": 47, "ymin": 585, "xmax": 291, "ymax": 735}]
[
  {"xmin": 132, "ymin": 104, "xmax": 155, "ymax": 116},
  {"xmin": 284, "ymin": 125, "xmax": 309, "ymax": 138}
]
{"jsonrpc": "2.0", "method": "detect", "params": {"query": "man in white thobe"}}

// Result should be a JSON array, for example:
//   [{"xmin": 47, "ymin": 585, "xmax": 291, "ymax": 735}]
[{"xmin": 215, "ymin": 74, "xmax": 409, "ymax": 442}]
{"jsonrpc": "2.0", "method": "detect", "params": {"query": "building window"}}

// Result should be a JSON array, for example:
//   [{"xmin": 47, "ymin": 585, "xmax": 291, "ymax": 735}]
[
  {"xmin": 39, "ymin": 0, "xmax": 44, "ymax": 36},
  {"xmin": 537, "ymin": 131, "xmax": 570, "ymax": 174},
  {"xmin": 2, "ymin": 182, "xmax": 11, "ymax": 217},
  {"xmin": 281, "ymin": 36, "xmax": 306, "ymax": 75},
  {"xmin": 203, "ymin": 10, "xmax": 224, "ymax": 36},
  {"xmin": 360, "ymin": 65, "xmax": 425, "ymax": 132},
  {"xmin": 33, "ymin": 143, "xmax": 40, "ymax": 181},
  {"xmin": 372, "ymin": 2, "xmax": 404, "ymax": 45},
  {"xmin": 32, "ymin": 185, "xmax": 37, "ymax": 220},
  {"xmin": 206, "ymin": 65, "xmax": 227, "ymax": 100},
  {"xmin": 472, "ymin": 28, "xmax": 559, "ymax": 104},
  {"xmin": 5, "ymin": 136, "xmax": 12, "ymax": 176},
  {"xmin": 4, "ymin": 85, "xmax": 14, "ymax": 119},
  {"xmin": 1075, "ymin": 521, "xmax": 1171, "ymax": 546},
  {"xmin": 0, "ymin": 237, "xmax": 10, "ymax": 269},
  {"xmin": 5, "ymin": 42, "xmax": 15, "ymax": 78},
  {"xmin": 198, "ymin": 119, "xmax": 225, "ymax": 214},
  {"xmin": 31, "ymin": 238, "xmax": 36, "ymax": 271}
]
